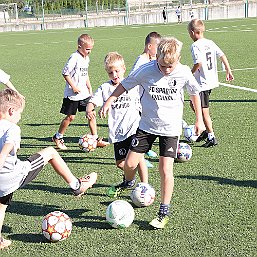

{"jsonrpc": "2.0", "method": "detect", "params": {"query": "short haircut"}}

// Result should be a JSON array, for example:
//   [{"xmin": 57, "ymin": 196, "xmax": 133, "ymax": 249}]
[
  {"xmin": 78, "ymin": 34, "xmax": 94, "ymax": 46},
  {"xmin": 0, "ymin": 88, "xmax": 25, "ymax": 113},
  {"xmin": 157, "ymin": 37, "xmax": 183, "ymax": 64},
  {"xmin": 145, "ymin": 31, "xmax": 162, "ymax": 45},
  {"xmin": 188, "ymin": 19, "xmax": 205, "ymax": 33},
  {"xmin": 104, "ymin": 52, "xmax": 125, "ymax": 70}
]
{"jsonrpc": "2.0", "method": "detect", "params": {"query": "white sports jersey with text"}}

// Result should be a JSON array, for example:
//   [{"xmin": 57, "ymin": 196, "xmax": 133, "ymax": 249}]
[
  {"xmin": 89, "ymin": 81, "xmax": 140, "ymax": 143},
  {"xmin": 121, "ymin": 61, "xmax": 200, "ymax": 136},
  {"xmin": 62, "ymin": 51, "xmax": 91, "ymax": 101},
  {"xmin": 191, "ymin": 38, "xmax": 224, "ymax": 91}
]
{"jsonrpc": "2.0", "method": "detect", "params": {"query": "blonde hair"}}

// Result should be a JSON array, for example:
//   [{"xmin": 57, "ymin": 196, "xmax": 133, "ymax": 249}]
[
  {"xmin": 157, "ymin": 37, "xmax": 183, "ymax": 64},
  {"xmin": 0, "ymin": 88, "xmax": 25, "ymax": 114},
  {"xmin": 104, "ymin": 52, "xmax": 125, "ymax": 70},
  {"xmin": 188, "ymin": 19, "xmax": 205, "ymax": 33},
  {"xmin": 78, "ymin": 34, "xmax": 94, "ymax": 46}
]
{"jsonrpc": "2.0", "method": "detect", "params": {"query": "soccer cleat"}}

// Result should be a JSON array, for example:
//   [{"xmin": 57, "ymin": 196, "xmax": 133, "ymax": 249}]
[
  {"xmin": 196, "ymin": 130, "xmax": 208, "ymax": 142},
  {"xmin": 52, "ymin": 134, "xmax": 67, "ymax": 150},
  {"xmin": 0, "ymin": 237, "xmax": 12, "ymax": 250},
  {"xmin": 73, "ymin": 172, "xmax": 97, "ymax": 197},
  {"xmin": 96, "ymin": 138, "xmax": 110, "ymax": 148},
  {"xmin": 106, "ymin": 179, "xmax": 136, "ymax": 198},
  {"xmin": 145, "ymin": 150, "xmax": 157, "ymax": 158},
  {"xmin": 145, "ymin": 159, "xmax": 154, "ymax": 168},
  {"xmin": 149, "ymin": 214, "xmax": 169, "ymax": 229},
  {"xmin": 202, "ymin": 137, "xmax": 218, "ymax": 148}
]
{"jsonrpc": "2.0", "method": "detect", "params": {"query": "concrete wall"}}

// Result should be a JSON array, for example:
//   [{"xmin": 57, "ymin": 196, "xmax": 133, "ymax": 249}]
[{"xmin": 0, "ymin": 2, "xmax": 256, "ymax": 32}]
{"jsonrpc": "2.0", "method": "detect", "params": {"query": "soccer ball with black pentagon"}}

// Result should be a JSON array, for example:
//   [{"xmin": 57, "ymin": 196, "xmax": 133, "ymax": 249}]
[
  {"xmin": 106, "ymin": 200, "xmax": 135, "ymax": 228},
  {"xmin": 184, "ymin": 125, "xmax": 199, "ymax": 142},
  {"xmin": 42, "ymin": 211, "xmax": 72, "ymax": 242},
  {"xmin": 176, "ymin": 142, "xmax": 192, "ymax": 162}
]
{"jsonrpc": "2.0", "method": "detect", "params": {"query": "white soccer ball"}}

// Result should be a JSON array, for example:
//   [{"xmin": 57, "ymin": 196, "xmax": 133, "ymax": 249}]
[
  {"xmin": 130, "ymin": 182, "xmax": 155, "ymax": 207},
  {"xmin": 176, "ymin": 142, "xmax": 192, "ymax": 162},
  {"xmin": 106, "ymin": 200, "xmax": 135, "ymax": 228},
  {"xmin": 184, "ymin": 125, "xmax": 199, "ymax": 142},
  {"xmin": 78, "ymin": 134, "xmax": 97, "ymax": 152},
  {"xmin": 42, "ymin": 211, "xmax": 72, "ymax": 242}
]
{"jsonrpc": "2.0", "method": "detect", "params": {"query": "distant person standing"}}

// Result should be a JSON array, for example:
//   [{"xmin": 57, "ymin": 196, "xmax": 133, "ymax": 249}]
[
  {"xmin": 175, "ymin": 6, "xmax": 182, "ymax": 23},
  {"xmin": 189, "ymin": 9, "xmax": 194, "ymax": 19},
  {"xmin": 162, "ymin": 7, "xmax": 167, "ymax": 23}
]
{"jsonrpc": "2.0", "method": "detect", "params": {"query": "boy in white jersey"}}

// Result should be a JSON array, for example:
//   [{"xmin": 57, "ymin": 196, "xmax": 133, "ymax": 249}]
[
  {"xmin": 188, "ymin": 19, "xmax": 234, "ymax": 147},
  {"xmin": 0, "ymin": 89, "xmax": 97, "ymax": 250},
  {"xmin": 86, "ymin": 52, "xmax": 148, "ymax": 197},
  {"xmin": 130, "ymin": 31, "xmax": 162, "ymax": 167},
  {"xmin": 52, "ymin": 34, "xmax": 109, "ymax": 150},
  {"xmin": 100, "ymin": 38, "xmax": 205, "ymax": 229}
]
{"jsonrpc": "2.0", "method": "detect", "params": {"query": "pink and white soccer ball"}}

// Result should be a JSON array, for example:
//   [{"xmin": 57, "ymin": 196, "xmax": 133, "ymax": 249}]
[
  {"xmin": 42, "ymin": 211, "xmax": 72, "ymax": 242},
  {"xmin": 130, "ymin": 183, "xmax": 155, "ymax": 207},
  {"xmin": 176, "ymin": 142, "xmax": 192, "ymax": 162},
  {"xmin": 184, "ymin": 125, "xmax": 199, "ymax": 142},
  {"xmin": 78, "ymin": 134, "xmax": 97, "ymax": 152}
]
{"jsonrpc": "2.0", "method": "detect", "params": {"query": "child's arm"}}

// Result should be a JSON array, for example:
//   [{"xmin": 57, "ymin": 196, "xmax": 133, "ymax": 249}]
[
  {"xmin": 190, "ymin": 94, "xmax": 205, "ymax": 135},
  {"xmin": 86, "ymin": 77, "xmax": 93, "ymax": 96},
  {"xmin": 63, "ymin": 75, "xmax": 80, "ymax": 94},
  {"xmin": 191, "ymin": 63, "xmax": 201, "ymax": 74},
  {"xmin": 99, "ymin": 83, "xmax": 126, "ymax": 118},
  {"xmin": 0, "ymin": 143, "xmax": 14, "ymax": 169},
  {"xmin": 220, "ymin": 55, "xmax": 234, "ymax": 81}
]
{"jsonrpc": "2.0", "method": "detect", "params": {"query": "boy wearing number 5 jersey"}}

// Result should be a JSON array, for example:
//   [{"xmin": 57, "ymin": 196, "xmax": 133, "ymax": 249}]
[{"xmin": 188, "ymin": 19, "xmax": 234, "ymax": 147}]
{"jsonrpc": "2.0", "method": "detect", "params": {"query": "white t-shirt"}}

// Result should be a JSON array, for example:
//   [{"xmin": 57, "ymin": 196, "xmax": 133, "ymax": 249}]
[
  {"xmin": 0, "ymin": 119, "xmax": 31, "ymax": 197},
  {"xmin": 121, "ymin": 61, "xmax": 200, "ymax": 137},
  {"xmin": 190, "ymin": 38, "xmax": 224, "ymax": 91},
  {"xmin": 0, "ymin": 69, "xmax": 10, "ymax": 84},
  {"xmin": 62, "ymin": 51, "xmax": 91, "ymax": 101},
  {"xmin": 89, "ymin": 81, "xmax": 140, "ymax": 143}
]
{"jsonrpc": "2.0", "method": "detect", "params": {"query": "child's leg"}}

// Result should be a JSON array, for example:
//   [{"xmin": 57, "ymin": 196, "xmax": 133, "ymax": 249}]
[
  {"xmin": 58, "ymin": 114, "xmax": 75, "ymax": 135},
  {"xmin": 158, "ymin": 156, "xmax": 174, "ymax": 205},
  {"xmin": 124, "ymin": 151, "xmax": 144, "ymax": 181},
  {"xmin": 0, "ymin": 203, "xmax": 11, "ymax": 250},
  {"xmin": 202, "ymin": 107, "xmax": 213, "ymax": 134},
  {"xmin": 137, "ymin": 156, "xmax": 148, "ymax": 183}
]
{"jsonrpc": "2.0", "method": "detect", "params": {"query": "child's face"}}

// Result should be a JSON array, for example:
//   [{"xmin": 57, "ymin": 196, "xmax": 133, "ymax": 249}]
[
  {"xmin": 157, "ymin": 58, "xmax": 179, "ymax": 76},
  {"xmin": 148, "ymin": 38, "xmax": 161, "ymax": 59},
  {"xmin": 106, "ymin": 64, "xmax": 126, "ymax": 85},
  {"xmin": 78, "ymin": 42, "xmax": 94, "ymax": 57},
  {"xmin": 9, "ymin": 107, "xmax": 23, "ymax": 124}
]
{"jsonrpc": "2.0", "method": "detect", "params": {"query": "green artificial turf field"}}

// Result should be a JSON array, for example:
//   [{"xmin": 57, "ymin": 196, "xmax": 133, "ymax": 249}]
[{"xmin": 0, "ymin": 18, "xmax": 256, "ymax": 256}]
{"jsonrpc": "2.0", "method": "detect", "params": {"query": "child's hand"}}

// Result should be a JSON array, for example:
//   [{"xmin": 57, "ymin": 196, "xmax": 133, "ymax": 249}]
[
  {"xmin": 99, "ymin": 104, "xmax": 110, "ymax": 118},
  {"xmin": 72, "ymin": 86, "xmax": 81, "ymax": 94},
  {"xmin": 226, "ymin": 72, "xmax": 234, "ymax": 81}
]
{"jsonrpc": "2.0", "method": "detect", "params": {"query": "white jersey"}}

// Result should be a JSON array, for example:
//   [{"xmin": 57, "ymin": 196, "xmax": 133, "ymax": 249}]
[
  {"xmin": 0, "ymin": 119, "xmax": 31, "ymax": 197},
  {"xmin": 130, "ymin": 55, "xmax": 150, "ymax": 74},
  {"xmin": 0, "ymin": 69, "xmax": 10, "ymax": 84},
  {"xmin": 121, "ymin": 61, "xmax": 200, "ymax": 137},
  {"xmin": 190, "ymin": 38, "xmax": 224, "ymax": 91},
  {"xmin": 62, "ymin": 51, "xmax": 91, "ymax": 101},
  {"xmin": 89, "ymin": 81, "xmax": 140, "ymax": 143}
]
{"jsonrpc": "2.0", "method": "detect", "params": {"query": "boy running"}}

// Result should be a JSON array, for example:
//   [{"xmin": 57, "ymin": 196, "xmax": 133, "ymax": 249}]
[{"xmin": 99, "ymin": 38, "xmax": 205, "ymax": 229}]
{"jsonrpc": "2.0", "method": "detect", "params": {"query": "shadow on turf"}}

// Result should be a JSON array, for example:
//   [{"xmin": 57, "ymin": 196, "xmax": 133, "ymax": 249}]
[{"xmin": 177, "ymin": 175, "xmax": 257, "ymax": 188}]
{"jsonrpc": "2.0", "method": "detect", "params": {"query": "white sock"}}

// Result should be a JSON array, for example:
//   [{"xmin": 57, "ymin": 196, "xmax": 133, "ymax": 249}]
[
  {"xmin": 208, "ymin": 132, "xmax": 215, "ymax": 140},
  {"xmin": 92, "ymin": 134, "xmax": 98, "ymax": 140},
  {"xmin": 69, "ymin": 177, "xmax": 80, "ymax": 190},
  {"xmin": 56, "ymin": 132, "xmax": 63, "ymax": 139}
]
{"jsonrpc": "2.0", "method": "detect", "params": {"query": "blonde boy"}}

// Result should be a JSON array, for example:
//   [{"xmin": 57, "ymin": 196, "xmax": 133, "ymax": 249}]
[
  {"xmin": 100, "ymin": 38, "xmax": 205, "ymax": 228},
  {"xmin": 0, "ymin": 89, "xmax": 97, "ymax": 250},
  {"xmin": 188, "ymin": 19, "xmax": 234, "ymax": 147},
  {"xmin": 87, "ymin": 52, "xmax": 148, "ymax": 197},
  {"xmin": 53, "ymin": 34, "xmax": 108, "ymax": 150}
]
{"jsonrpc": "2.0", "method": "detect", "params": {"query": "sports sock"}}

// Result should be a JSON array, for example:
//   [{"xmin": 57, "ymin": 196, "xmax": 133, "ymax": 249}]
[
  {"xmin": 69, "ymin": 177, "xmax": 80, "ymax": 190},
  {"xmin": 159, "ymin": 203, "xmax": 170, "ymax": 216},
  {"xmin": 55, "ymin": 132, "xmax": 63, "ymax": 139},
  {"xmin": 92, "ymin": 134, "xmax": 98, "ymax": 140},
  {"xmin": 208, "ymin": 132, "xmax": 215, "ymax": 140}
]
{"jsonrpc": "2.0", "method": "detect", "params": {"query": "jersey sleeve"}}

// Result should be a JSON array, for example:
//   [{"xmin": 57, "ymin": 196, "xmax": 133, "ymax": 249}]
[
  {"xmin": 5, "ymin": 124, "xmax": 21, "ymax": 153},
  {"xmin": 213, "ymin": 42, "xmax": 224, "ymax": 58},
  {"xmin": 191, "ymin": 44, "xmax": 202, "ymax": 64},
  {"xmin": 121, "ymin": 73, "xmax": 140, "ymax": 92},
  {"xmin": 89, "ymin": 85, "xmax": 105, "ymax": 107},
  {"xmin": 184, "ymin": 66, "xmax": 201, "ymax": 95},
  {"xmin": 62, "ymin": 53, "xmax": 77, "ymax": 76}
]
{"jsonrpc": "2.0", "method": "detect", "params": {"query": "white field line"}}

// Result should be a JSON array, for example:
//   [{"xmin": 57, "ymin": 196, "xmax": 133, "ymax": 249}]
[
  {"xmin": 219, "ymin": 82, "xmax": 257, "ymax": 93},
  {"xmin": 218, "ymin": 67, "xmax": 257, "ymax": 72}
]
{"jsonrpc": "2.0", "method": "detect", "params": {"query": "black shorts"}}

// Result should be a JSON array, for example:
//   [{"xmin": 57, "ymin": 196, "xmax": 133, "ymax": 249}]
[
  {"xmin": 114, "ymin": 135, "xmax": 134, "ymax": 161},
  {"xmin": 200, "ymin": 90, "xmax": 212, "ymax": 108},
  {"xmin": 130, "ymin": 129, "xmax": 179, "ymax": 158},
  {"xmin": 0, "ymin": 153, "xmax": 44, "ymax": 206},
  {"xmin": 60, "ymin": 96, "xmax": 91, "ymax": 115}
]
